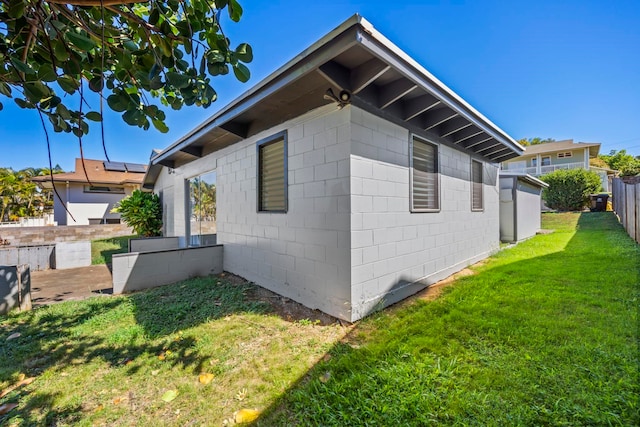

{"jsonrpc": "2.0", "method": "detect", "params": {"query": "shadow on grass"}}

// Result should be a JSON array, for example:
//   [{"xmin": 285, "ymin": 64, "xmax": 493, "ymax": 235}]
[
  {"xmin": 0, "ymin": 275, "xmax": 270, "ymax": 425},
  {"xmin": 253, "ymin": 212, "xmax": 639, "ymax": 426}
]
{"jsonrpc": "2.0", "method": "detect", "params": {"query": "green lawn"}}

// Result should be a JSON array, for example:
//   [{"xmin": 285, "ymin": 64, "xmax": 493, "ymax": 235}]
[
  {"xmin": 1, "ymin": 212, "xmax": 638, "ymax": 426},
  {"xmin": 91, "ymin": 235, "xmax": 134, "ymax": 265}
]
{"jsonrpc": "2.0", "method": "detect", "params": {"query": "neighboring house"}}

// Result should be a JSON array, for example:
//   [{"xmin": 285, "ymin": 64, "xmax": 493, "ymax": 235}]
[
  {"xmin": 500, "ymin": 139, "xmax": 616, "ymax": 191},
  {"xmin": 33, "ymin": 158, "xmax": 146, "ymax": 225},
  {"xmin": 143, "ymin": 15, "xmax": 523, "ymax": 322}
]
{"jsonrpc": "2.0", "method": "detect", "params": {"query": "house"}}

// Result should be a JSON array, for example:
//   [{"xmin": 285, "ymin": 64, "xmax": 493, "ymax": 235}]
[
  {"xmin": 500, "ymin": 140, "xmax": 616, "ymax": 191},
  {"xmin": 143, "ymin": 15, "xmax": 524, "ymax": 322},
  {"xmin": 33, "ymin": 158, "xmax": 146, "ymax": 225}
]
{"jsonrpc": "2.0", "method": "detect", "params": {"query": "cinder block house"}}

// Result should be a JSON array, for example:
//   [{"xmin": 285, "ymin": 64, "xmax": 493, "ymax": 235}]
[{"xmin": 144, "ymin": 15, "xmax": 524, "ymax": 321}]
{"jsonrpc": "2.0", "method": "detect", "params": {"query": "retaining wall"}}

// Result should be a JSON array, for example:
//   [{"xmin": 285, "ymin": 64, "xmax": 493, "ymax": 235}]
[
  {"xmin": 112, "ymin": 245, "xmax": 223, "ymax": 294},
  {"xmin": 0, "ymin": 245, "xmax": 55, "ymax": 271},
  {"xmin": 0, "ymin": 224, "xmax": 133, "ymax": 247},
  {"xmin": 129, "ymin": 236, "xmax": 180, "ymax": 253}
]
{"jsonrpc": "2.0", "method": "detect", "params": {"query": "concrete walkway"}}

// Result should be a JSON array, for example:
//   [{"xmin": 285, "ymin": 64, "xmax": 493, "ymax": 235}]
[{"xmin": 30, "ymin": 264, "xmax": 113, "ymax": 306}]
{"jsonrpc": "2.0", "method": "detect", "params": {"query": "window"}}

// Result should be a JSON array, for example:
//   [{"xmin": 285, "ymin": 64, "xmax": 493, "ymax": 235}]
[
  {"xmin": 257, "ymin": 131, "xmax": 287, "ymax": 212},
  {"xmin": 541, "ymin": 156, "xmax": 551, "ymax": 166},
  {"xmin": 83, "ymin": 185, "xmax": 125, "ymax": 194},
  {"xmin": 410, "ymin": 136, "xmax": 439, "ymax": 212},
  {"xmin": 471, "ymin": 160, "xmax": 483, "ymax": 211},
  {"xmin": 557, "ymin": 152, "xmax": 572, "ymax": 158}
]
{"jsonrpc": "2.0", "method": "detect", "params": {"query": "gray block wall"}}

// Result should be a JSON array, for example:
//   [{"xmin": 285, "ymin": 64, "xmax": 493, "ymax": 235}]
[
  {"xmin": 0, "ymin": 264, "xmax": 31, "ymax": 315},
  {"xmin": 112, "ymin": 245, "xmax": 223, "ymax": 294},
  {"xmin": 129, "ymin": 236, "xmax": 180, "ymax": 252},
  {"xmin": 54, "ymin": 241, "xmax": 91, "ymax": 269},
  {"xmin": 349, "ymin": 109, "xmax": 500, "ymax": 319}
]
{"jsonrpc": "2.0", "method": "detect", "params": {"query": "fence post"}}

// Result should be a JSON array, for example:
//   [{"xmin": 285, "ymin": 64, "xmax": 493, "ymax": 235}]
[{"xmin": 636, "ymin": 183, "xmax": 640, "ymax": 244}]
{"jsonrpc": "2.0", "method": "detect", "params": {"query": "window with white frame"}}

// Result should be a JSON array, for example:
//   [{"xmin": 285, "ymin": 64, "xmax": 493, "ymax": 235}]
[
  {"xmin": 83, "ymin": 185, "xmax": 125, "ymax": 194},
  {"xmin": 557, "ymin": 152, "xmax": 573, "ymax": 158},
  {"xmin": 257, "ymin": 131, "xmax": 287, "ymax": 212},
  {"xmin": 471, "ymin": 160, "xmax": 483, "ymax": 211},
  {"xmin": 541, "ymin": 156, "xmax": 551, "ymax": 166},
  {"xmin": 411, "ymin": 136, "xmax": 439, "ymax": 212}
]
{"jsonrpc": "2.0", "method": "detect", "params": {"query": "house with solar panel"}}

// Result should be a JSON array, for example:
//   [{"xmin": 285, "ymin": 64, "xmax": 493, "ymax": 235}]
[
  {"xmin": 141, "ymin": 15, "xmax": 524, "ymax": 321},
  {"xmin": 33, "ymin": 158, "xmax": 146, "ymax": 226}
]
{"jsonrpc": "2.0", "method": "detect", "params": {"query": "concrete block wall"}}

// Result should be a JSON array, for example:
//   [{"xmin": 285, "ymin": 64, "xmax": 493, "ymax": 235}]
[
  {"xmin": 349, "ymin": 109, "xmax": 500, "ymax": 320},
  {"xmin": 0, "ymin": 223, "xmax": 133, "ymax": 247},
  {"xmin": 129, "ymin": 236, "xmax": 180, "ymax": 253},
  {"xmin": 54, "ymin": 241, "xmax": 91, "ymax": 269},
  {"xmin": 112, "ymin": 245, "xmax": 223, "ymax": 294},
  {"xmin": 156, "ymin": 105, "xmax": 353, "ymax": 320},
  {"xmin": 0, "ymin": 264, "xmax": 31, "ymax": 315}
]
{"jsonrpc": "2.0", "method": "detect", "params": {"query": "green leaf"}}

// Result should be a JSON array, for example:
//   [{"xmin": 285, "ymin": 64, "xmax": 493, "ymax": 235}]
[
  {"xmin": 232, "ymin": 62, "xmax": 250, "ymax": 83},
  {"xmin": 57, "ymin": 76, "xmax": 78, "ymax": 94},
  {"xmin": 53, "ymin": 41, "xmax": 70, "ymax": 62},
  {"xmin": 235, "ymin": 43, "xmax": 253, "ymax": 63},
  {"xmin": 8, "ymin": 0, "xmax": 25, "ymax": 19},
  {"xmin": 56, "ymin": 104, "xmax": 71, "ymax": 120},
  {"xmin": 11, "ymin": 59, "xmax": 32, "ymax": 74},
  {"xmin": 23, "ymin": 82, "xmax": 50, "ymax": 103},
  {"xmin": 88, "ymin": 76, "xmax": 104, "ymax": 92},
  {"xmin": 123, "ymin": 108, "xmax": 144, "ymax": 126},
  {"xmin": 227, "ymin": 0, "xmax": 243, "ymax": 22},
  {"xmin": 0, "ymin": 82, "xmax": 12, "ymax": 97},
  {"xmin": 107, "ymin": 94, "xmax": 128, "ymax": 112},
  {"xmin": 166, "ymin": 72, "xmax": 191, "ymax": 89},
  {"xmin": 175, "ymin": 21, "xmax": 193, "ymax": 38},
  {"xmin": 66, "ymin": 31, "xmax": 96, "ymax": 51},
  {"xmin": 161, "ymin": 389, "xmax": 178, "ymax": 403},
  {"xmin": 149, "ymin": 8, "xmax": 160, "ymax": 25},
  {"xmin": 152, "ymin": 119, "xmax": 169, "ymax": 133},
  {"xmin": 85, "ymin": 111, "xmax": 102, "ymax": 122},
  {"xmin": 38, "ymin": 64, "xmax": 58, "ymax": 82}
]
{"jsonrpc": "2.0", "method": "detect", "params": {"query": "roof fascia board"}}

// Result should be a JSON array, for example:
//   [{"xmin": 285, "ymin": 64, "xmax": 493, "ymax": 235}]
[
  {"xmin": 153, "ymin": 15, "xmax": 364, "ymax": 166},
  {"xmin": 355, "ymin": 21, "xmax": 523, "ymax": 157},
  {"xmin": 500, "ymin": 172, "xmax": 549, "ymax": 188}
]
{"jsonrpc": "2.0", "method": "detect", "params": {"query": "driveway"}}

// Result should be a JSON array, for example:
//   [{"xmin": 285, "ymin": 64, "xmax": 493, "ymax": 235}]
[{"xmin": 30, "ymin": 264, "xmax": 113, "ymax": 306}]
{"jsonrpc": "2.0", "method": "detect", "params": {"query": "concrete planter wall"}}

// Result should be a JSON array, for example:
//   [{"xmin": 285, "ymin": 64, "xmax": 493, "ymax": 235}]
[
  {"xmin": 0, "ymin": 245, "xmax": 55, "ymax": 271},
  {"xmin": 129, "ymin": 236, "xmax": 180, "ymax": 253},
  {"xmin": 0, "ymin": 264, "xmax": 32, "ymax": 315},
  {"xmin": 55, "ymin": 241, "xmax": 91, "ymax": 269},
  {"xmin": 112, "ymin": 245, "xmax": 223, "ymax": 294}
]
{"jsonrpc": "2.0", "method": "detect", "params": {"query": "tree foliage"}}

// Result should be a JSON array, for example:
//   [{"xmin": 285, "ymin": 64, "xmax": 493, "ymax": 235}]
[
  {"xmin": 540, "ymin": 169, "xmax": 602, "ymax": 211},
  {"xmin": 0, "ymin": 0, "xmax": 251, "ymax": 135},
  {"xmin": 112, "ymin": 189, "xmax": 162, "ymax": 236},
  {"xmin": 0, "ymin": 166, "xmax": 61, "ymax": 221},
  {"xmin": 598, "ymin": 150, "xmax": 640, "ymax": 177},
  {"xmin": 517, "ymin": 137, "xmax": 556, "ymax": 147}
]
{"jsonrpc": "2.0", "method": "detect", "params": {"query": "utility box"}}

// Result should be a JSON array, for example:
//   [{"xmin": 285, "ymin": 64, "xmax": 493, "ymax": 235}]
[
  {"xmin": 500, "ymin": 173, "xmax": 549, "ymax": 243},
  {"xmin": 0, "ymin": 264, "xmax": 32, "ymax": 315}
]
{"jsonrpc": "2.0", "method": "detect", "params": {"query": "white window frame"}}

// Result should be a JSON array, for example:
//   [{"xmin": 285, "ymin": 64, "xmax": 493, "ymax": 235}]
[
  {"xmin": 557, "ymin": 152, "xmax": 573, "ymax": 158},
  {"xmin": 471, "ymin": 159, "xmax": 484, "ymax": 212},
  {"xmin": 410, "ymin": 135, "xmax": 440, "ymax": 213},
  {"xmin": 257, "ymin": 130, "xmax": 288, "ymax": 213},
  {"xmin": 83, "ymin": 185, "xmax": 125, "ymax": 194},
  {"xmin": 541, "ymin": 156, "xmax": 551, "ymax": 166}
]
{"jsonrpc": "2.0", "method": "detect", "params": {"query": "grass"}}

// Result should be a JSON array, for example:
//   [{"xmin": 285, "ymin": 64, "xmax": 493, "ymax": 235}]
[
  {"xmin": 91, "ymin": 235, "xmax": 134, "ymax": 265},
  {"xmin": 1, "ymin": 212, "xmax": 638, "ymax": 425}
]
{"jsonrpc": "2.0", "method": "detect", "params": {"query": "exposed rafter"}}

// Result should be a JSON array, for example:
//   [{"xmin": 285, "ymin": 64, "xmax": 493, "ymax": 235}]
[
  {"xmin": 378, "ymin": 78, "xmax": 417, "ymax": 109},
  {"xmin": 461, "ymin": 134, "xmax": 493, "ymax": 149},
  {"xmin": 450, "ymin": 126, "xmax": 484, "ymax": 145},
  {"xmin": 318, "ymin": 60, "xmax": 351, "ymax": 91},
  {"xmin": 402, "ymin": 94, "xmax": 440, "ymax": 121},
  {"xmin": 220, "ymin": 121, "xmax": 250, "ymax": 139},
  {"xmin": 438, "ymin": 117, "xmax": 472, "ymax": 138},
  {"xmin": 179, "ymin": 146, "xmax": 203, "ymax": 158},
  {"xmin": 423, "ymin": 108, "xmax": 458, "ymax": 131},
  {"xmin": 351, "ymin": 59, "xmax": 390, "ymax": 94}
]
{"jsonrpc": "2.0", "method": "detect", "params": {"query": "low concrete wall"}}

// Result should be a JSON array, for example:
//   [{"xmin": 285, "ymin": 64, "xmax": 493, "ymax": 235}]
[
  {"xmin": 55, "ymin": 241, "xmax": 91, "ymax": 269},
  {"xmin": 129, "ymin": 236, "xmax": 180, "ymax": 253},
  {"xmin": 112, "ymin": 245, "xmax": 223, "ymax": 294},
  {"xmin": 0, "ymin": 224, "xmax": 133, "ymax": 247},
  {"xmin": 0, "ymin": 264, "xmax": 31, "ymax": 315},
  {"xmin": 0, "ymin": 245, "xmax": 55, "ymax": 271}
]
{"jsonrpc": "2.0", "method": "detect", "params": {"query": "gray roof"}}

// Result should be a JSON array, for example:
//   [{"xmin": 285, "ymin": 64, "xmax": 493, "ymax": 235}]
[
  {"xmin": 522, "ymin": 140, "xmax": 601, "ymax": 158},
  {"xmin": 150, "ymin": 14, "xmax": 523, "ymax": 174},
  {"xmin": 499, "ymin": 172, "xmax": 549, "ymax": 188}
]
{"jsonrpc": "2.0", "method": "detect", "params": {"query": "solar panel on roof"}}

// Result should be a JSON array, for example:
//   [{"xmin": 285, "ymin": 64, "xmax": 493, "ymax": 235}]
[
  {"xmin": 104, "ymin": 161, "xmax": 126, "ymax": 172},
  {"xmin": 125, "ymin": 163, "xmax": 146, "ymax": 173}
]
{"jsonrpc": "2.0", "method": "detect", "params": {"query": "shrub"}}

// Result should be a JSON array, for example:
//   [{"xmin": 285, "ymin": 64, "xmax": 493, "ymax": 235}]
[
  {"xmin": 112, "ymin": 190, "xmax": 162, "ymax": 237},
  {"xmin": 540, "ymin": 169, "xmax": 602, "ymax": 211}
]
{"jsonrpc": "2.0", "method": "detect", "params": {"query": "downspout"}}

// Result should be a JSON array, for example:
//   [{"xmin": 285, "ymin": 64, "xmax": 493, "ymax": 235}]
[{"xmin": 66, "ymin": 181, "xmax": 70, "ymax": 224}]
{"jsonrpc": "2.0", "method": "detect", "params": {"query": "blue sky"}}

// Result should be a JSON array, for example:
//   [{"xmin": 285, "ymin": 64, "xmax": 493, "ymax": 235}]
[{"xmin": 1, "ymin": 0, "xmax": 639, "ymax": 171}]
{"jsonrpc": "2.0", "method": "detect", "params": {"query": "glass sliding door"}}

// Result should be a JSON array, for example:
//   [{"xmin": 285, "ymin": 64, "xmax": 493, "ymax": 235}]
[{"xmin": 188, "ymin": 171, "xmax": 216, "ymax": 246}]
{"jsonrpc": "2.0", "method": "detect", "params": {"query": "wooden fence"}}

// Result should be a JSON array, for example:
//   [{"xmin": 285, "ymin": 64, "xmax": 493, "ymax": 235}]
[{"xmin": 611, "ymin": 178, "xmax": 640, "ymax": 244}]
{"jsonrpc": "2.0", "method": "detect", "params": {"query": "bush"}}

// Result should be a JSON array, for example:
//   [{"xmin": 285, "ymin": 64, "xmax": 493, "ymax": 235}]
[
  {"xmin": 540, "ymin": 169, "xmax": 602, "ymax": 211},
  {"xmin": 112, "ymin": 190, "xmax": 162, "ymax": 237}
]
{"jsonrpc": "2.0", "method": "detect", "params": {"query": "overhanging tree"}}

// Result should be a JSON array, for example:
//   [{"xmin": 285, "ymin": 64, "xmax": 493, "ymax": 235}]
[{"xmin": 0, "ymin": 0, "xmax": 252, "ymax": 136}]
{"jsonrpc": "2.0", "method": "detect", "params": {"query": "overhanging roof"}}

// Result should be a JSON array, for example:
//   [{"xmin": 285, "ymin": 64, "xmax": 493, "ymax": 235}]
[
  {"xmin": 521, "ymin": 140, "xmax": 601, "ymax": 158},
  {"xmin": 500, "ymin": 172, "xmax": 549, "ymax": 188},
  {"xmin": 152, "ymin": 14, "xmax": 523, "ymax": 170}
]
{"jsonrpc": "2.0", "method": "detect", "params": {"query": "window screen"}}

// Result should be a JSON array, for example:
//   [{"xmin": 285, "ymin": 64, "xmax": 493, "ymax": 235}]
[
  {"xmin": 471, "ymin": 160, "xmax": 483, "ymax": 211},
  {"xmin": 258, "ymin": 132, "xmax": 287, "ymax": 212},
  {"xmin": 411, "ymin": 137, "xmax": 439, "ymax": 211}
]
